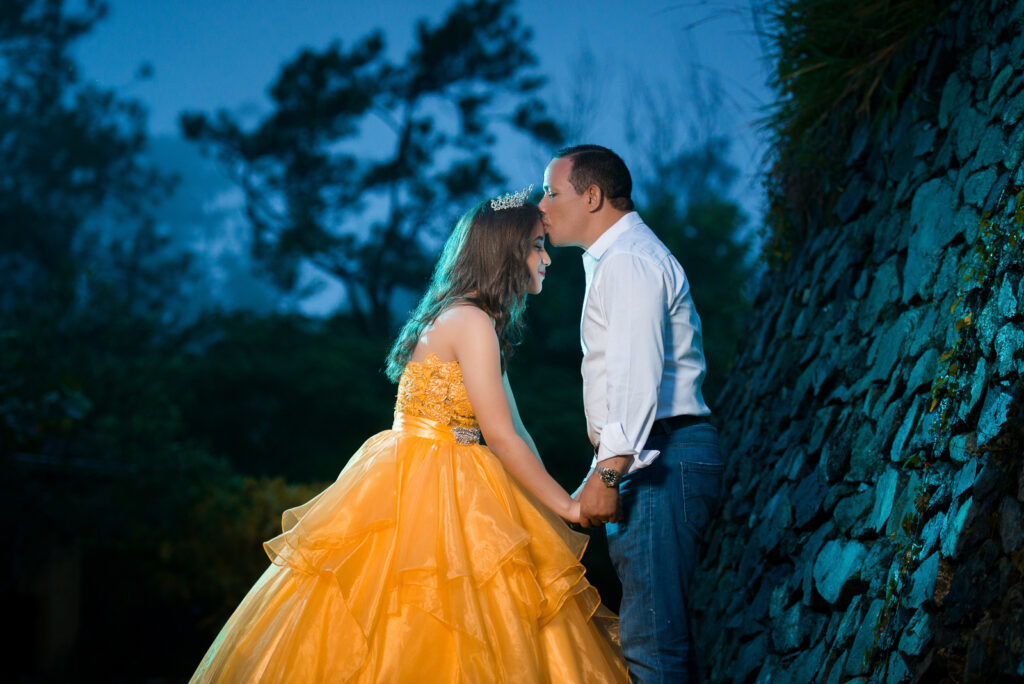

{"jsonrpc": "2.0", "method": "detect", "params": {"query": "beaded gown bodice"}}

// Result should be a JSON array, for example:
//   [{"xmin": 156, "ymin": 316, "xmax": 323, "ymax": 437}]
[{"xmin": 395, "ymin": 354, "xmax": 479, "ymax": 429}]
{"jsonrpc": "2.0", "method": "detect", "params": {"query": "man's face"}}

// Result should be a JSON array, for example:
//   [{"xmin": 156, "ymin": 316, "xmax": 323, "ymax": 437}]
[{"xmin": 538, "ymin": 156, "xmax": 588, "ymax": 247}]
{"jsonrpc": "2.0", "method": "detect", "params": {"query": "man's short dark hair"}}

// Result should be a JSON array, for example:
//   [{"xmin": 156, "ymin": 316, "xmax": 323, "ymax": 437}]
[{"xmin": 554, "ymin": 144, "xmax": 634, "ymax": 212}]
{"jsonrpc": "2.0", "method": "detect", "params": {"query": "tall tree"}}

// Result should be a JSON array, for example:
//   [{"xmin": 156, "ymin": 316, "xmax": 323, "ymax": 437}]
[
  {"xmin": 182, "ymin": 0, "xmax": 562, "ymax": 335},
  {"xmin": 639, "ymin": 139, "xmax": 754, "ymax": 404},
  {"xmin": 0, "ymin": 0, "xmax": 175, "ymax": 319},
  {"xmin": 624, "ymin": 70, "xmax": 756, "ymax": 403}
]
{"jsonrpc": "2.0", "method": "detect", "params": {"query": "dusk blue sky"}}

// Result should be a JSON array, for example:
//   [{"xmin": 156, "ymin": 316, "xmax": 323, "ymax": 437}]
[{"xmin": 74, "ymin": 0, "xmax": 774, "ymax": 313}]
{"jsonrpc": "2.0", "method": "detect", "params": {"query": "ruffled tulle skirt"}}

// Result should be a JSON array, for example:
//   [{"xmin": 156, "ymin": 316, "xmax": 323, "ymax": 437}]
[{"xmin": 191, "ymin": 413, "xmax": 627, "ymax": 683}]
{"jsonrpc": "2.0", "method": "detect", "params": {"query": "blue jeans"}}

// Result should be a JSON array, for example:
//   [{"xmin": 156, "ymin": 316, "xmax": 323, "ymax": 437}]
[{"xmin": 606, "ymin": 421, "xmax": 723, "ymax": 684}]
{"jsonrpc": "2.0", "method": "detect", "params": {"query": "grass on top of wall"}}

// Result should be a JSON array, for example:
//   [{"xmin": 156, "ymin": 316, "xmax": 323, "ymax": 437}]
[{"xmin": 758, "ymin": 0, "xmax": 950, "ymax": 264}]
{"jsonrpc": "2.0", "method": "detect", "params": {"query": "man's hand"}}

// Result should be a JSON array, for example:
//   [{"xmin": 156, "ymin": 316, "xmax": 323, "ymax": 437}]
[{"xmin": 578, "ymin": 456, "xmax": 629, "ymax": 527}]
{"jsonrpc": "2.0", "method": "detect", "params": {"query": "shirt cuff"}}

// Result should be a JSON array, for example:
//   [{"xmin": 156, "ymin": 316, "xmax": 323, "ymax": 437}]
[
  {"xmin": 625, "ymin": 448, "xmax": 660, "ymax": 473},
  {"xmin": 595, "ymin": 422, "xmax": 661, "ymax": 472}
]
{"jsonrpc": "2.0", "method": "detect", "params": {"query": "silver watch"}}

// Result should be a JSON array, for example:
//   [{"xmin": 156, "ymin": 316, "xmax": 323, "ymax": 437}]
[{"xmin": 597, "ymin": 466, "xmax": 623, "ymax": 488}]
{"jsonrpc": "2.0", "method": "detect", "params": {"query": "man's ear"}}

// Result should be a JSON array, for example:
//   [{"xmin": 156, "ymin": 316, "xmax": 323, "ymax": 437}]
[{"xmin": 585, "ymin": 184, "xmax": 604, "ymax": 212}]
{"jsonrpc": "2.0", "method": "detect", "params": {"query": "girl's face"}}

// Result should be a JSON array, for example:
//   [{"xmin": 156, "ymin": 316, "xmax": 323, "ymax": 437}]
[{"xmin": 525, "ymin": 220, "xmax": 551, "ymax": 295}]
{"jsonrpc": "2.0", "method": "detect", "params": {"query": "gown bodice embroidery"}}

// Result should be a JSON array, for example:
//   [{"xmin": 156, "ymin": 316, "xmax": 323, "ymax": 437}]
[{"xmin": 395, "ymin": 354, "xmax": 478, "ymax": 429}]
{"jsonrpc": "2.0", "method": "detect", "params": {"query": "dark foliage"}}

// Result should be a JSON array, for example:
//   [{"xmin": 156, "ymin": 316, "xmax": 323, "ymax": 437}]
[
  {"xmin": 0, "ymin": 0, "xmax": 179, "ymax": 317},
  {"xmin": 175, "ymin": 313, "xmax": 395, "ymax": 482}
]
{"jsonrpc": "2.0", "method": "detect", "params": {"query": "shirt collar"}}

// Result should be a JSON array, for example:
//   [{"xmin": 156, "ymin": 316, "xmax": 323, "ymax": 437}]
[{"xmin": 583, "ymin": 211, "xmax": 642, "ymax": 262}]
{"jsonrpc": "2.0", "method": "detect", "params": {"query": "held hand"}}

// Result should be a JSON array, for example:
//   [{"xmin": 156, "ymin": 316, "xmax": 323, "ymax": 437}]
[{"xmin": 578, "ymin": 470, "xmax": 620, "ymax": 528}]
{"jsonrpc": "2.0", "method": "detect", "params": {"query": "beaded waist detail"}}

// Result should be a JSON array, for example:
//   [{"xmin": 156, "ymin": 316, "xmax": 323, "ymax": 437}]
[
  {"xmin": 450, "ymin": 426, "xmax": 481, "ymax": 445},
  {"xmin": 392, "ymin": 413, "xmax": 480, "ymax": 445}
]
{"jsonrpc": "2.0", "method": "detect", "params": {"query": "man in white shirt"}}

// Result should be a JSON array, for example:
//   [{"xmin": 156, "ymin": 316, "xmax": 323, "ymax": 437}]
[{"xmin": 538, "ymin": 145, "xmax": 723, "ymax": 683}]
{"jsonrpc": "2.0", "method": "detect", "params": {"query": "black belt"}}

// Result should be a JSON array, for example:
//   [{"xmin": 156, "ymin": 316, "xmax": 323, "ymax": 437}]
[{"xmin": 653, "ymin": 414, "xmax": 709, "ymax": 434}]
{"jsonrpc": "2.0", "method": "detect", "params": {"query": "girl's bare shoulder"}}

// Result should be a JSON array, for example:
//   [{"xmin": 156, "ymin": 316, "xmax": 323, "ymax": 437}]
[
  {"xmin": 434, "ymin": 304, "xmax": 497, "ymax": 350},
  {"xmin": 435, "ymin": 302, "xmax": 493, "ymax": 329}
]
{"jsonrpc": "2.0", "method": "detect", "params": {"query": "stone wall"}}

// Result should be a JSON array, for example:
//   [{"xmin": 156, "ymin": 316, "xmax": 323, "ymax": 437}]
[{"xmin": 694, "ymin": 2, "xmax": 1024, "ymax": 682}]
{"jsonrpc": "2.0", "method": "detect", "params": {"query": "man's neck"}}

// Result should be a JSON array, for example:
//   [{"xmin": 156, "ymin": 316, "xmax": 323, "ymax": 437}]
[{"xmin": 580, "ymin": 210, "xmax": 631, "ymax": 251}]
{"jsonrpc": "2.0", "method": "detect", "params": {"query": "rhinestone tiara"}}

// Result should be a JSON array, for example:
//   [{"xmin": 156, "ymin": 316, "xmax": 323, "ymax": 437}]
[{"xmin": 490, "ymin": 184, "xmax": 533, "ymax": 211}]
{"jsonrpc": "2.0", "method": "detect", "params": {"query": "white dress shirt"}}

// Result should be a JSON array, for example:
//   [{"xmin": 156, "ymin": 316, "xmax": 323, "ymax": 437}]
[{"xmin": 581, "ymin": 211, "xmax": 711, "ymax": 472}]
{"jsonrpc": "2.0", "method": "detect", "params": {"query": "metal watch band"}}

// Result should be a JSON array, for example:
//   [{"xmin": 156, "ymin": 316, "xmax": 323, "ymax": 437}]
[{"xmin": 597, "ymin": 466, "xmax": 623, "ymax": 487}]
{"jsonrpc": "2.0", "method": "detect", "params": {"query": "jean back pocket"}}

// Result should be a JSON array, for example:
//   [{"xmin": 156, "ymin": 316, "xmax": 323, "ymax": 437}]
[{"xmin": 681, "ymin": 460, "xmax": 723, "ymax": 530}]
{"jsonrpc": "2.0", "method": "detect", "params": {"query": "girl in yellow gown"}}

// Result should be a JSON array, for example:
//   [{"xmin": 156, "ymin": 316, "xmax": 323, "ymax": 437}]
[{"xmin": 191, "ymin": 193, "xmax": 628, "ymax": 683}]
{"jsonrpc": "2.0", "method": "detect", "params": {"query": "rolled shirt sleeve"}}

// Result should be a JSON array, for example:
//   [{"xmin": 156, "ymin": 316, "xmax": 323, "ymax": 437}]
[{"xmin": 587, "ymin": 252, "xmax": 667, "ymax": 470}]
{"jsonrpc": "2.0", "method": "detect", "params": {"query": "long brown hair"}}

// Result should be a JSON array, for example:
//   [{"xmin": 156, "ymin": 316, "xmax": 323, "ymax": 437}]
[{"xmin": 385, "ymin": 200, "xmax": 541, "ymax": 382}]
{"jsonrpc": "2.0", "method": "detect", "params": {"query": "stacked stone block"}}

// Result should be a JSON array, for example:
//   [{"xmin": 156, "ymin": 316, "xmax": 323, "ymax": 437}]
[{"xmin": 694, "ymin": 2, "xmax": 1024, "ymax": 681}]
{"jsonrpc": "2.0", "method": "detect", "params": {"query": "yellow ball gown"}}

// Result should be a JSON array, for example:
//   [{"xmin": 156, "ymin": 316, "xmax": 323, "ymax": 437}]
[{"xmin": 191, "ymin": 355, "xmax": 628, "ymax": 683}]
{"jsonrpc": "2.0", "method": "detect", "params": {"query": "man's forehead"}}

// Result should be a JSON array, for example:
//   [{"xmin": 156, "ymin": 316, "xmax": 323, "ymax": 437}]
[{"xmin": 544, "ymin": 158, "xmax": 569, "ymax": 185}]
